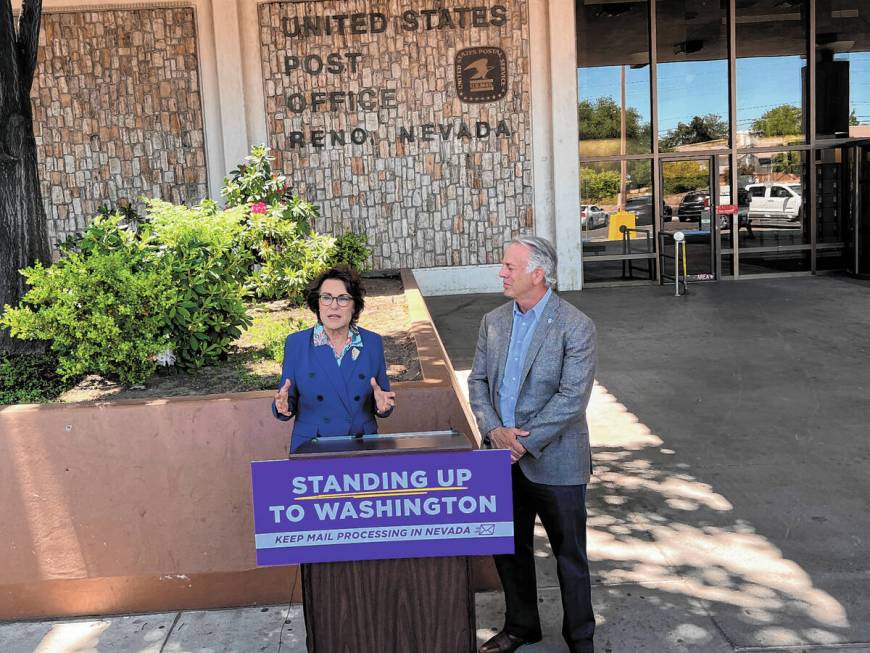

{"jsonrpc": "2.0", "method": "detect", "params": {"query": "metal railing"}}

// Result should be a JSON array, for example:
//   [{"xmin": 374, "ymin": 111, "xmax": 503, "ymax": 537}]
[{"xmin": 619, "ymin": 225, "xmax": 653, "ymax": 280}]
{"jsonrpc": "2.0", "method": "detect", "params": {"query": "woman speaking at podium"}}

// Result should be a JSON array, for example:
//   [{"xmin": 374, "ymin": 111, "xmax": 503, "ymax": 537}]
[{"xmin": 271, "ymin": 265, "xmax": 395, "ymax": 452}]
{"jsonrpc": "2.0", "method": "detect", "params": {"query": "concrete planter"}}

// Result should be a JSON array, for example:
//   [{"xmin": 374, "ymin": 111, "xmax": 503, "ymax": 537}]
[{"xmin": 0, "ymin": 271, "xmax": 492, "ymax": 620}]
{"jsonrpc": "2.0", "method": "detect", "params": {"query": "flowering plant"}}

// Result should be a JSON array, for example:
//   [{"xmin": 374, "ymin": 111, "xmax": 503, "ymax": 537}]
[{"xmin": 222, "ymin": 145, "xmax": 293, "ymax": 206}]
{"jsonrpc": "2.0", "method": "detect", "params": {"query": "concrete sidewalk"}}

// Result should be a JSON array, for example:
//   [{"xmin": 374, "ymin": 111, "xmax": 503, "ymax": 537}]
[
  {"xmin": 3, "ymin": 275, "xmax": 870, "ymax": 652},
  {"xmin": 432, "ymin": 274, "xmax": 870, "ymax": 653}
]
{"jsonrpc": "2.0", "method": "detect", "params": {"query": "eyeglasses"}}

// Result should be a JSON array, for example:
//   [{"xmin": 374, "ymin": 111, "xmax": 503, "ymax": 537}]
[{"xmin": 318, "ymin": 293, "xmax": 353, "ymax": 307}]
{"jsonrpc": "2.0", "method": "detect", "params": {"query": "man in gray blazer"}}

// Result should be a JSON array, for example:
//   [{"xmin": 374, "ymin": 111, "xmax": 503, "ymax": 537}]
[{"xmin": 470, "ymin": 236, "xmax": 597, "ymax": 653}]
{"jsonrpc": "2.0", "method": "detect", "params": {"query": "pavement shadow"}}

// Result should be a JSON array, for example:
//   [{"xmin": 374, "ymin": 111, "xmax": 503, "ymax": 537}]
[{"xmin": 581, "ymin": 381, "xmax": 854, "ymax": 650}]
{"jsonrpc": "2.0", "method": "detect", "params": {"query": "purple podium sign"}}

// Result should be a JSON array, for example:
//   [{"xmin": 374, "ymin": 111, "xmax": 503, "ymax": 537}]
[{"xmin": 251, "ymin": 449, "xmax": 514, "ymax": 565}]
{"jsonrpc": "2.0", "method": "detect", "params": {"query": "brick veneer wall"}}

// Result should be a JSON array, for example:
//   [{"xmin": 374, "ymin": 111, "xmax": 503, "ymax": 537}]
[
  {"xmin": 30, "ymin": 6, "xmax": 208, "ymax": 249},
  {"xmin": 258, "ymin": 0, "xmax": 534, "ymax": 269}
]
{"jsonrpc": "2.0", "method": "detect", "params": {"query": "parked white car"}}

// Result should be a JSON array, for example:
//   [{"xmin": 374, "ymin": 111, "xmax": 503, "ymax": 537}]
[
  {"xmin": 746, "ymin": 183, "xmax": 803, "ymax": 222},
  {"xmin": 580, "ymin": 204, "xmax": 609, "ymax": 229}
]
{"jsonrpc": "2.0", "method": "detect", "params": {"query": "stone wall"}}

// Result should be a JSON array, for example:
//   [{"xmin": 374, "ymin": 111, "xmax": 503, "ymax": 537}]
[
  {"xmin": 31, "ymin": 6, "xmax": 208, "ymax": 248},
  {"xmin": 258, "ymin": 0, "xmax": 534, "ymax": 269}
]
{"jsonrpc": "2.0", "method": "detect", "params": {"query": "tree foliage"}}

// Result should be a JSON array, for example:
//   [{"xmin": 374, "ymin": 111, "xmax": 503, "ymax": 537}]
[
  {"xmin": 660, "ymin": 114, "xmax": 728, "ymax": 151},
  {"xmin": 770, "ymin": 151, "xmax": 802, "ymax": 174},
  {"xmin": 662, "ymin": 161, "xmax": 709, "ymax": 194},
  {"xmin": 578, "ymin": 97, "xmax": 651, "ymax": 152},
  {"xmin": 580, "ymin": 168, "xmax": 621, "ymax": 204},
  {"xmin": 752, "ymin": 104, "xmax": 802, "ymax": 137}
]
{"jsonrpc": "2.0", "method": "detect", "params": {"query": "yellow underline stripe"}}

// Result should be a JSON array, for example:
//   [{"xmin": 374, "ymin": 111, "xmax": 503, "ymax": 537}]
[{"xmin": 295, "ymin": 486, "xmax": 468, "ymax": 501}]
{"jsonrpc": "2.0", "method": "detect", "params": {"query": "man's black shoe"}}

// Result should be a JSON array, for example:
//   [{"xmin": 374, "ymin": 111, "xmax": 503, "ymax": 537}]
[{"xmin": 479, "ymin": 630, "xmax": 542, "ymax": 653}]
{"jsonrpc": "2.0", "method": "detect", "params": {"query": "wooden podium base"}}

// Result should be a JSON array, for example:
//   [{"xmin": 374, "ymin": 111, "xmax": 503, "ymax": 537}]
[{"xmin": 302, "ymin": 555, "xmax": 476, "ymax": 653}]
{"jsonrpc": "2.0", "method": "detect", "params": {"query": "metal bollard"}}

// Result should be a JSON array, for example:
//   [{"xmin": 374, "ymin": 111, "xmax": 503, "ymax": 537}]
[{"xmin": 674, "ymin": 231, "xmax": 685, "ymax": 296}]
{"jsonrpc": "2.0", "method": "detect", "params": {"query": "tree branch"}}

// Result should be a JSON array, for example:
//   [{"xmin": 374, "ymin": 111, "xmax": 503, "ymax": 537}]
[{"xmin": 16, "ymin": 0, "xmax": 41, "ymax": 102}]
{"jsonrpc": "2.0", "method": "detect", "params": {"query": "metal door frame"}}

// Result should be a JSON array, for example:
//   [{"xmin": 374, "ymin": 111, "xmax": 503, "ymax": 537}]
[
  {"xmin": 851, "ymin": 140, "xmax": 870, "ymax": 277},
  {"xmin": 657, "ymin": 154, "xmax": 719, "ymax": 281}
]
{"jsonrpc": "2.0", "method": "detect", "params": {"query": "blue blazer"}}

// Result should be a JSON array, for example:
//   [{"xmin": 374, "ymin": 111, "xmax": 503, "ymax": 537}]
[{"xmin": 272, "ymin": 326, "xmax": 393, "ymax": 452}]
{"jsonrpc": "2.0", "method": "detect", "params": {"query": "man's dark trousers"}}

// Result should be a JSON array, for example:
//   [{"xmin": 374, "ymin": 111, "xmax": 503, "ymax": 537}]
[{"xmin": 495, "ymin": 465, "xmax": 595, "ymax": 653}]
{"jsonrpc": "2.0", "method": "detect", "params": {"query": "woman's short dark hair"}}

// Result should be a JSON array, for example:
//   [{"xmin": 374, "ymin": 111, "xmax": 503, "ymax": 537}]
[{"xmin": 305, "ymin": 265, "xmax": 366, "ymax": 325}]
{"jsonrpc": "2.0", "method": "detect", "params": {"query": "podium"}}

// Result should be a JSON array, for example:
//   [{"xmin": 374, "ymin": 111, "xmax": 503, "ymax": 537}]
[{"xmin": 292, "ymin": 431, "xmax": 477, "ymax": 653}]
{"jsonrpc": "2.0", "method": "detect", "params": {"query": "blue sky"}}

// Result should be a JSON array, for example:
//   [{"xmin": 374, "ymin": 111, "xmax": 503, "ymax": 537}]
[{"xmin": 578, "ymin": 52, "xmax": 870, "ymax": 135}]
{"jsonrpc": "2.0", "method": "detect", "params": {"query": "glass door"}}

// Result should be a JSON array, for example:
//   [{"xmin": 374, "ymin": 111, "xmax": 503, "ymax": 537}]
[{"xmin": 660, "ymin": 157, "xmax": 716, "ymax": 280}]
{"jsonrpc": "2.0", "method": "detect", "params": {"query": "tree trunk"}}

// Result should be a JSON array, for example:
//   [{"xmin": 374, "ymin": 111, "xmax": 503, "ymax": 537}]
[{"xmin": 0, "ymin": 0, "xmax": 51, "ymax": 352}]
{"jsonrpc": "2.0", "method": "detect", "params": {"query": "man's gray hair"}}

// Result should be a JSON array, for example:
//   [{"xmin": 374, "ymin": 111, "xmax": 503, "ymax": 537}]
[{"xmin": 511, "ymin": 235, "xmax": 558, "ymax": 288}]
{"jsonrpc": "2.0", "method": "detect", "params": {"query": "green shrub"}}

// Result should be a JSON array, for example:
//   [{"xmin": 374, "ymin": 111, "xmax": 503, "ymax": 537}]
[
  {"xmin": 221, "ymin": 145, "xmax": 362, "ymax": 300},
  {"xmin": 2, "ymin": 203, "xmax": 256, "ymax": 384},
  {"xmin": 0, "ymin": 351, "xmax": 75, "ymax": 405},
  {"xmin": 222, "ymin": 144, "xmax": 293, "ymax": 206},
  {"xmin": 1, "ymin": 216, "xmax": 175, "ymax": 385},
  {"xmin": 328, "ymin": 232, "xmax": 371, "ymax": 272},
  {"xmin": 222, "ymin": 145, "xmax": 318, "ymax": 234},
  {"xmin": 146, "ymin": 199, "xmax": 243, "ymax": 254},
  {"xmin": 144, "ymin": 200, "xmax": 252, "ymax": 371},
  {"xmin": 246, "ymin": 226, "xmax": 336, "ymax": 302},
  {"xmin": 280, "ymin": 195, "xmax": 319, "ymax": 235}
]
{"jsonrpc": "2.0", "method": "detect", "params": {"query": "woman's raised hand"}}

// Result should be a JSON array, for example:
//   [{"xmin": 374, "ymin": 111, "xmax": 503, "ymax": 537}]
[
  {"xmin": 370, "ymin": 377, "xmax": 396, "ymax": 414},
  {"xmin": 274, "ymin": 379, "xmax": 293, "ymax": 416}
]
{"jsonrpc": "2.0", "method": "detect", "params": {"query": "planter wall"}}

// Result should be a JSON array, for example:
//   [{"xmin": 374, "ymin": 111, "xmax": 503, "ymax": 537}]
[{"xmin": 0, "ymin": 270, "xmax": 494, "ymax": 620}]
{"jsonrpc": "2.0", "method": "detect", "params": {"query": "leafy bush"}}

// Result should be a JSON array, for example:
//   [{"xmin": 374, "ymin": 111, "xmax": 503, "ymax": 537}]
[
  {"xmin": 0, "ymin": 351, "xmax": 75, "ymax": 405},
  {"xmin": 1, "ymin": 215, "xmax": 175, "ymax": 385},
  {"xmin": 221, "ymin": 145, "xmax": 335, "ymax": 300},
  {"xmin": 2, "ymin": 202, "xmax": 256, "ymax": 383},
  {"xmin": 146, "ymin": 199, "xmax": 242, "ymax": 254},
  {"xmin": 222, "ymin": 145, "xmax": 318, "ymax": 234},
  {"xmin": 2, "ymin": 145, "xmax": 357, "ymax": 391},
  {"xmin": 222, "ymin": 145, "xmax": 375, "ymax": 298},
  {"xmin": 222, "ymin": 144, "xmax": 293, "ymax": 206},
  {"xmin": 145, "ymin": 200, "xmax": 252, "ymax": 371},
  {"xmin": 244, "ymin": 215, "xmax": 336, "ymax": 302},
  {"xmin": 328, "ymin": 232, "xmax": 371, "ymax": 272}
]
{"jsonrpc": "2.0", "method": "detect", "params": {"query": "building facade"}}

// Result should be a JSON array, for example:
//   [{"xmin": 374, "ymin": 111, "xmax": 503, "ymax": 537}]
[{"xmin": 23, "ymin": 0, "xmax": 870, "ymax": 292}]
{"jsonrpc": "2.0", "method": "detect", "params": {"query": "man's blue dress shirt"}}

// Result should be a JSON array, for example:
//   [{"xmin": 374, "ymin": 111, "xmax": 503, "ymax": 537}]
[{"xmin": 498, "ymin": 287, "xmax": 552, "ymax": 428}]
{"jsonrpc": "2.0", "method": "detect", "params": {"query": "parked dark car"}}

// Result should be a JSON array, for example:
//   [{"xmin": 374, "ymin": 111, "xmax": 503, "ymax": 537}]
[
  {"xmin": 677, "ymin": 191, "xmax": 708, "ymax": 222},
  {"xmin": 625, "ymin": 195, "xmax": 673, "ymax": 225}
]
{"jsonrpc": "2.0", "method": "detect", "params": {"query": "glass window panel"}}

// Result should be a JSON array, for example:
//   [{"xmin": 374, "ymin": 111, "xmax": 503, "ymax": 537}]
[
  {"xmin": 576, "ymin": 1, "xmax": 652, "ymax": 156},
  {"xmin": 737, "ymin": 151, "xmax": 809, "ymax": 248},
  {"xmin": 736, "ymin": 1, "xmax": 808, "ymax": 147},
  {"xmin": 815, "ymin": 0, "xmax": 870, "ymax": 139},
  {"xmin": 739, "ymin": 250, "xmax": 811, "ymax": 274},
  {"xmin": 661, "ymin": 159, "xmax": 711, "ymax": 227},
  {"xmin": 583, "ymin": 258, "xmax": 656, "ymax": 283},
  {"xmin": 656, "ymin": 0, "xmax": 730, "ymax": 152},
  {"xmin": 580, "ymin": 159, "xmax": 655, "ymax": 256},
  {"xmin": 816, "ymin": 247, "xmax": 848, "ymax": 269}
]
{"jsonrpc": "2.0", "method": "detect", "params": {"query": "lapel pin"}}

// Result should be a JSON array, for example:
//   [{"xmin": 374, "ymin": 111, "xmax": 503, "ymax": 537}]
[{"xmin": 351, "ymin": 348, "xmax": 360, "ymax": 361}]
